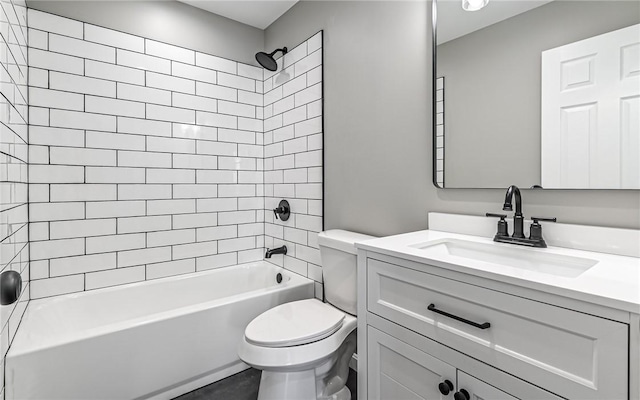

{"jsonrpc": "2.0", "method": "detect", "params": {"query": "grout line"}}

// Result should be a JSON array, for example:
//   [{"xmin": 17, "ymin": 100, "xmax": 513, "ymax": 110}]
[{"xmin": 20, "ymin": 25, "xmax": 324, "ymax": 291}]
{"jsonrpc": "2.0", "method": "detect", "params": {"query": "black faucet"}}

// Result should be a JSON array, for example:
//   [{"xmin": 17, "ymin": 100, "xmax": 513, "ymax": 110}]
[
  {"xmin": 486, "ymin": 185, "xmax": 556, "ymax": 248},
  {"xmin": 265, "ymin": 245, "xmax": 287, "ymax": 259},
  {"xmin": 503, "ymin": 185, "xmax": 525, "ymax": 238},
  {"xmin": 273, "ymin": 199, "xmax": 290, "ymax": 221}
]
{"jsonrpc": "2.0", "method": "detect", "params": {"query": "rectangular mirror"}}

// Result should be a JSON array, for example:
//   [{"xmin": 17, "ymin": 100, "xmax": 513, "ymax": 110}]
[{"xmin": 433, "ymin": 0, "xmax": 640, "ymax": 189}]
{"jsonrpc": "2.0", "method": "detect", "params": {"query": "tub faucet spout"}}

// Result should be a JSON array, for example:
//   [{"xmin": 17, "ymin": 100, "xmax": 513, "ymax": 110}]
[{"xmin": 265, "ymin": 245, "xmax": 287, "ymax": 259}]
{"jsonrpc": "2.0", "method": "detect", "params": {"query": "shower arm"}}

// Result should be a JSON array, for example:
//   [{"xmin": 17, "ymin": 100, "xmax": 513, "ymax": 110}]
[{"xmin": 269, "ymin": 47, "xmax": 288, "ymax": 57}]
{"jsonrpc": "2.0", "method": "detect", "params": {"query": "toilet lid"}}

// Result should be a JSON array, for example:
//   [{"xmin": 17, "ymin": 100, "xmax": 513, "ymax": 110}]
[{"xmin": 245, "ymin": 299, "xmax": 346, "ymax": 348}]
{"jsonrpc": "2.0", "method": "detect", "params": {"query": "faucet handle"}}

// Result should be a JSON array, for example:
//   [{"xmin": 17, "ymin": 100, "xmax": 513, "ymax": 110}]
[
  {"xmin": 529, "ymin": 217, "xmax": 556, "ymax": 242},
  {"xmin": 486, "ymin": 213, "xmax": 508, "ymax": 238},
  {"xmin": 486, "ymin": 213, "xmax": 507, "ymax": 220},
  {"xmin": 272, "ymin": 199, "xmax": 291, "ymax": 221},
  {"xmin": 531, "ymin": 217, "xmax": 557, "ymax": 223}
]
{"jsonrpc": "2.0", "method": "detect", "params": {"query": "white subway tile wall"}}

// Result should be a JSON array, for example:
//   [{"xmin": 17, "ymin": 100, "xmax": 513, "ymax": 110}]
[
  {"xmin": 0, "ymin": 1, "xmax": 28, "ymax": 398},
  {"xmin": 27, "ymin": 10, "xmax": 325, "ymax": 301},
  {"xmin": 262, "ymin": 33, "xmax": 325, "ymax": 300},
  {"xmin": 436, "ymin": 77, "xmax": 444, "ymax": 187}
]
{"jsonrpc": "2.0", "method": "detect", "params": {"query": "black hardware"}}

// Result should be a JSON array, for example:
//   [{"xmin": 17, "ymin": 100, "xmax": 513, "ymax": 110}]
[
  {"xmin": 486, "ymin": 213, "xmax": 508, "ymax": 238},
  {"xmin": 276, "ymin": 273, "xmax": 283, "ymax": 284},
  {"xmin": 485, "ymin": 213, "xmax": 507, "ymax": 219},
  {"xmin": 273, "ymin": 199, "xmax": 291, "ymax": 221},
  {"xmin": 528, "ymin": 217, "xmax": 557, "ymax": 247},
  {"xmin": 491, "ymin": 186, "xmax": 551, "ymax": 248},
  {"xmin": 428, "ymin": 304, "xmax": 490, "ymax": 330},
  {"xmin": 532, "ymin": 217, "xmax": 557, "ymax": 223},
  {"xmin": 1, "ymin": 270, "xmax": 22, "ymax": 305},
  {"xmin": 454, "ymin": 389, "xmax": 470, "ymax": 400},
  {"xmin": 255, "ymin": 47, "xmax": 288, "ymax": 71},
  {"xmin": 265, "ymin": 245, "xmax": 287, "ymax": 259},
  {"xmin": 438, "ymin": 380, "xmax": 454, "ymax": 395},
  {"xmin": 503, "ymin": 185, "xmax": 524, "ymax": 238},
  {"xmin": 492, "ymin": 236, "xmax": 549, "ymax": 247}
]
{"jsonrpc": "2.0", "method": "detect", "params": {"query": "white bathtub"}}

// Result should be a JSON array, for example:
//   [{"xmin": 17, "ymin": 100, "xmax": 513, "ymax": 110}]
[{"xmin": 5, "ymin": 261, "xmax": 314, "ymax": 400}]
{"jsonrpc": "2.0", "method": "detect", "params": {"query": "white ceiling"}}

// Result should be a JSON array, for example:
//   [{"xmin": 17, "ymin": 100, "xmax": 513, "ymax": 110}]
[
  {"xmin": 178, "ymin": 0, "xmax": 298, "ymax": 30},
  {"xmin": 437, "ymin": 0, "xmax": 553, "ymax": 44}
]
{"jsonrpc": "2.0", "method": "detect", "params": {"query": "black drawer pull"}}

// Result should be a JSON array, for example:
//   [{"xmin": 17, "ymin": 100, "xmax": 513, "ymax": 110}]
[{"xmin": 428, "ymin": 303, "xmax": 491, "ymax": 330}]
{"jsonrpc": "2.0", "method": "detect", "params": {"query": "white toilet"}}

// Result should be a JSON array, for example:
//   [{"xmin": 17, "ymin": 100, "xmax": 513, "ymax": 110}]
[{"xmin": 237, "ymin": 230, "xmax": 374, "ymax": 400}]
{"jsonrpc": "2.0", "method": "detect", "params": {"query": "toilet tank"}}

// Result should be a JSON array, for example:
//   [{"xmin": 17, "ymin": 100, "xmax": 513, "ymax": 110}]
[{"xmin": 318, "ymin": 230, "xmax": 375, "ymax": 315}]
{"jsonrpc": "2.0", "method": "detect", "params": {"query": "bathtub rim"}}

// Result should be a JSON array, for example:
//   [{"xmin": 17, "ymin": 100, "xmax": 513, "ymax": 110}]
[
  {"xmin": 9, "ymin": 261, "xmax": 313, "ymax": 357},
  {"xmin": 32, "ymin": 260, "xmax": 292, "ymax": 302}
]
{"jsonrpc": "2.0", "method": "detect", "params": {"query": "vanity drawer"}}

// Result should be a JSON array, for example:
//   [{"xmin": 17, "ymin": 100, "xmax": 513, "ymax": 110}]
[{"xmin": 367, "ymin": 257, "xmax": 629, "ymax": 400}]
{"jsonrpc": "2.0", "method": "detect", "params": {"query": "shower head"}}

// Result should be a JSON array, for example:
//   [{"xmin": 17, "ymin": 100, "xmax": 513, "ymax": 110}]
[{"xmin": 255, "ymin": 47, "xmax": 288, "ymax": 71}]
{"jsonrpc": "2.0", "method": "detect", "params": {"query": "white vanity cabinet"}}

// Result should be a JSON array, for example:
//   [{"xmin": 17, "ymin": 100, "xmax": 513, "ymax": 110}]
[
  {"xmin": 357, "ymin": 251, "xmax": 636, "ymax": 400},
  {"xmin": 457, "ymin": 372, "xmax": 520, "ymax": 400},
  {"xmin": 367, "ymin": 326, "xmax": 456, "ymax": 400},
  {"xmin": 366, "ymin": 325, "xmax": 541, "ymax": 400}
]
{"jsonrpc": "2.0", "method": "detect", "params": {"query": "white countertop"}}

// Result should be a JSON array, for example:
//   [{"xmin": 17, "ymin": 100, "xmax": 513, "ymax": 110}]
[{"xmin": 357, "ymin": 229, "xmax": 640, "ymax": 314}]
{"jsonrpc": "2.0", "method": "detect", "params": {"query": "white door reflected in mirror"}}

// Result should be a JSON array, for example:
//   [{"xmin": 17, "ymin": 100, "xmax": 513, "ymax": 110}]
[{"xmin": 542, "ymin": 24, "xmax": 640, "ymax": 189}]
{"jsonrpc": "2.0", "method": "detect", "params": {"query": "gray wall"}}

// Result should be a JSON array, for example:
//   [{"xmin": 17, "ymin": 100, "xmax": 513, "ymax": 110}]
[
  {"xmin": 265, "ymin": 1, "xmax": 640, "ymax": 234},
  {"xmin": 439, "ymin": 1, "xmax": 640, "ymax": 188},
  {"xmin": 26, "ymin": 0, "xmax": 264, "ymax": 65}
]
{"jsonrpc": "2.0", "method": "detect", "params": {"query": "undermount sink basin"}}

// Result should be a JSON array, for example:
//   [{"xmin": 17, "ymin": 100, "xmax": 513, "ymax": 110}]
[{"xmin": 409, "ymin": 239, "xmax": 598, "ymax": 278}]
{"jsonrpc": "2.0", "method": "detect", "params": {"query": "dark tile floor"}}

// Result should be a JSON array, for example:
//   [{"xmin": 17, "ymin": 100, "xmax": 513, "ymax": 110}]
[
  {"xmin": 175, "ymin": 368, "xmax": 357, "ymax": 400},
  {"xmin": 174, "ymin": 369, "xmax": 261, "ymax": 400}
]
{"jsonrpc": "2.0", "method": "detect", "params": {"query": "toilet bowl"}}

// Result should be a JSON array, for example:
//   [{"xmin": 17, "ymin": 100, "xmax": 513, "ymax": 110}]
[{"xmin": 237, "ymin": 230, "xmax": 374, "ymax": 400}]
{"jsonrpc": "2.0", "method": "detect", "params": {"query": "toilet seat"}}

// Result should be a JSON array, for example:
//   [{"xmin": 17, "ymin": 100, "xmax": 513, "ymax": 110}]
[
  {"xmin": 245, "ymin": 299, "xmax": 345, "ymax": 348},
  {"xmin": 238, "ymin": 312, "xmax": 357, "ymax": 371}
]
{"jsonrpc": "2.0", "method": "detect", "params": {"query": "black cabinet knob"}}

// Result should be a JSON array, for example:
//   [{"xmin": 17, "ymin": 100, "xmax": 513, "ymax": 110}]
[
  {"xmin": 454, "ymin": 389, "xmax": 470, "ymax": 400},
  {"xmin": 438, "ymin": 380, "xmax": 454, "ymax": 395}
]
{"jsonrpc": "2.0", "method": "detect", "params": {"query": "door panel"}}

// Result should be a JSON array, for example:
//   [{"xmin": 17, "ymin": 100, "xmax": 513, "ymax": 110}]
[
  {"xmin": 368, "ymin": 326, "xmax": 456, "ymax": 400},
  {"xmin": 457, "ymin": 371, "xmax": 519, "ymax": 400},
  {"xmin": 542, "ymin": 23, "xmax": 640, "ymax": 188}
]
